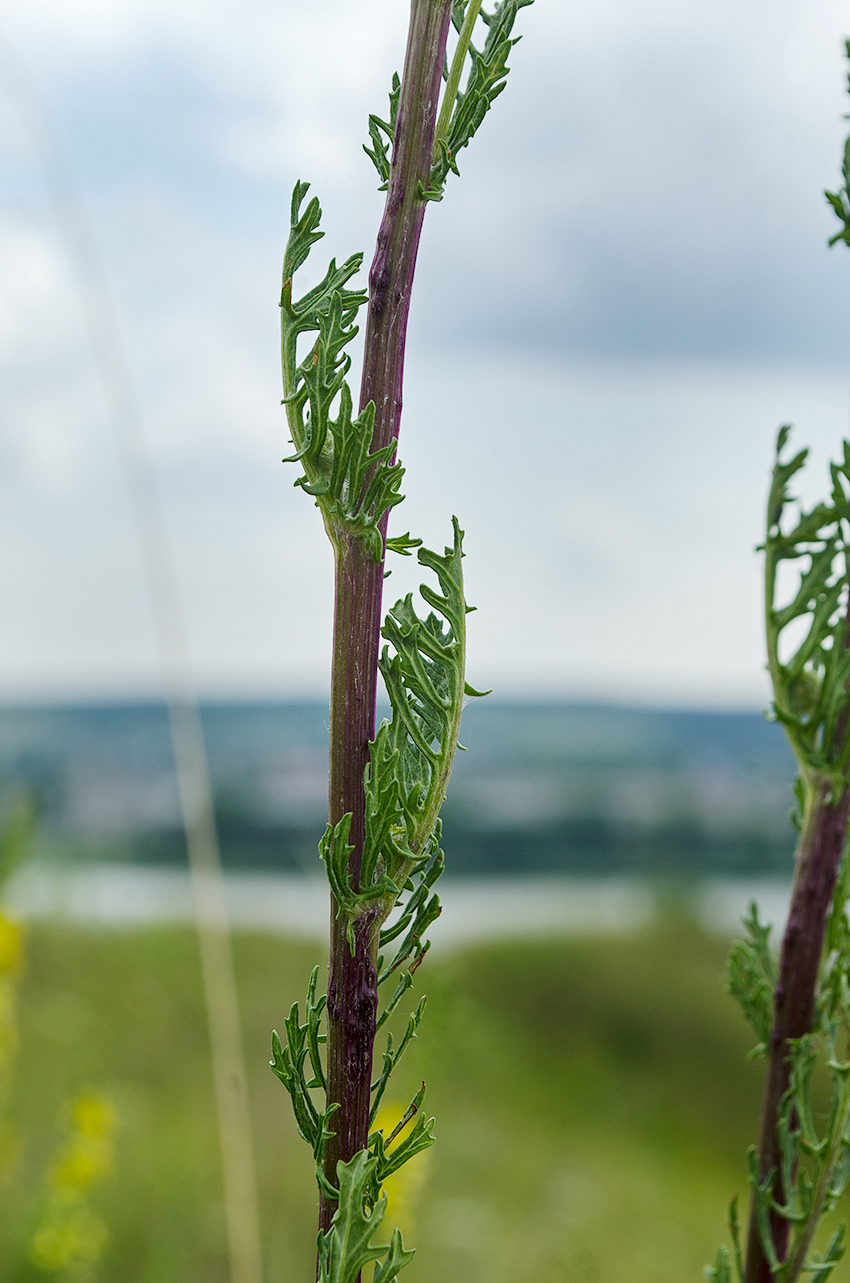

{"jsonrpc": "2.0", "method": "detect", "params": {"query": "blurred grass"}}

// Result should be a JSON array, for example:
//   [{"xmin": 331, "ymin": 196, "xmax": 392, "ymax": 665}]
[{"xmin": 0, "ymin": 915, "xmax": 846, "ymax": 1281}]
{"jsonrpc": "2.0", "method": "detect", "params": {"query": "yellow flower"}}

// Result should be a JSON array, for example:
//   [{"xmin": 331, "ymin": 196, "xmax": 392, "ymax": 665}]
[
  {"xmin": 30, "ymin": 1092, "xmax": 117, "ymax": 1274},
  {"xmin": 49, "ymin": 1095, "xmax": 115, "ymax": 1204},
  {"xmin": 30, "ymin": 1207, "xmax": 108, "ymax": 1273},
  {"xmin": 71, "ymin": 1095, "xmax": 116, "ymax": 1143},
  {"xmin": 0, "ymin": 915, "xmax": 23, "ymax": 977}
]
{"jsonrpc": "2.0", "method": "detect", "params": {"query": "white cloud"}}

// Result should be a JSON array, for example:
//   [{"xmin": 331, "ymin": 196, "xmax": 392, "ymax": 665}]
[{"xmin": 2, "ymin": 0, "xmax": 850, "ymax": 701}]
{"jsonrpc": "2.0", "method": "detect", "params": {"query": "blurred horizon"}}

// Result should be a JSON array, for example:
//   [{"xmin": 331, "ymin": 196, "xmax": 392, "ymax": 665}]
[
  {"xmin": 0, "ymin": 696, "xmax": 799, "ymax": 878},
  {"xmin": 0, "ymin": 685, "xmax": 775, "ymax": 711}
]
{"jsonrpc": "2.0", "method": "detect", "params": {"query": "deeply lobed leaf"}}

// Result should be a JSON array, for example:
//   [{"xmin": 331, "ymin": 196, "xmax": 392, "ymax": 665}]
[{"xmin": 280, "ymin": 184, "xmax": 404, "ymax": 559}]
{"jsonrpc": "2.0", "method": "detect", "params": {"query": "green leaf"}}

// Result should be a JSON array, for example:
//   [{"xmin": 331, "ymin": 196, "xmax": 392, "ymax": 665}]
[
  {"xmin": 727, "ymin": 902, "xmax": 776, "ymax": 1055},
  {"xmin": 320, "ymin": 521, "xmax": 479, "ymax": 962},
  {"xmin": 305, "ymin": 965, "xmax": 327, "ymax": 1091},
  {"xmin": 747, "ymin": 1149, "xmax": 781, "ymax": 1274},
  {"xmin": 282, "ymin": 181, "xmax": 324, "ymax": 280},
  {"xmin": 369, "ymin": 998, "xmax": 428, "ymax": 1125},
  {"xmin": 270, "ymin": 1004, "xmax": 320, "ymax": 1148},
  {"xmin": 363, "ymin": 73, "xmax": 401, "ymax": 190},
  {"xmin": 319, "ymin": 815, "xmax": 399, "ymax": 952},
  {"xmin": 375, "ymin": 970, "xmax": 414, "ymax": 1033},
  {"xmin": 377, "ymin": 519, "xmax": 473, "ymax": 858},
  {"xmin": 373, "ymin": 1108, "xmax": 436, "ymax": 1184},
  {"xmin": 386, "ymin": 533, "xmax": 423, "ymax": 556},
  {"xmin": 332, "ymin": 519, "xmax": 482, "ymax": 972},
  {"xmin": 728, "ymin": 1197, "xmax": 745, "ymax": 1283},
  {"xmin": 806, "ymin": 1223, "xmax": 847, "ymax": 1283},
  {"xmin": 280, "ymin": 184, "xmax": 405, "ymax": 559},
  {"xmin": 429, "ymin": 0, "xmax": 533, "ymax": 198},
  {"xmin": 704, "ymin": 1245, "xmax": 732, "ymax": 1283},
  {"xmin": 372, "ymin": 1229, "xmax": 415, "ymax": 1283},
  {"xmin": 270, "ymin": 969, "xmax": 339, "ymax": 1176},
  {"xmin": 318, "ymin": 1151, "xmax": 389, "ymax": 1283},
  {"xmin": 763, "ymin": 426, "xmax": 850, "ymax": 782}
]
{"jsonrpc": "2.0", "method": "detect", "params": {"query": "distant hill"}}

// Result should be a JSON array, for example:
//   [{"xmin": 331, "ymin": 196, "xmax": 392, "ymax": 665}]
[{"xmin": 0, "ymin": 700, "xmax": 798, "ymax": 876}]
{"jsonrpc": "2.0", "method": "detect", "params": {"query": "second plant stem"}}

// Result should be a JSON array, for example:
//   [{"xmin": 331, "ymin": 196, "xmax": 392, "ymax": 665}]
[{"xmin": 744, "ymin": 777, "xmax": 850, "ymax": 1283}]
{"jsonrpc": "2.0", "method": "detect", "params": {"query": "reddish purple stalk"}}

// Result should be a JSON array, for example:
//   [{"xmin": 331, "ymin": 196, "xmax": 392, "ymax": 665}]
[
  {"xmin": 744, "ymin": 779, "xmax": 850, "ymax": 1282},
  {"xmin": 319, "ymin": 0, "xmax": 454, "ymax": 1246}
]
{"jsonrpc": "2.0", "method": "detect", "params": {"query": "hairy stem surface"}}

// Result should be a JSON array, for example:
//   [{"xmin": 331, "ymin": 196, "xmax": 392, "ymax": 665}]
[
  {"xmin": 745, "ymin": 779, "xmax": 850, "ymax": 1283},
  {"xmin": 319, "ymin": 0, "xmax": 453, "ymax": 1242}
]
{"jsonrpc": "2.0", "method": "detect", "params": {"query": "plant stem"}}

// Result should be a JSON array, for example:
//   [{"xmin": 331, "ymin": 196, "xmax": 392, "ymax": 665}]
[
  {"xmin": 744, "ymin": 776, "xmax": 850, "ymax": 1283},
  {"xmin": 434, "ymin": 0, "xmax": 482, "ymax": 150},
  {"xmin": 319, "ymin": 0, "xmax": 454, "ymax": 1244}
]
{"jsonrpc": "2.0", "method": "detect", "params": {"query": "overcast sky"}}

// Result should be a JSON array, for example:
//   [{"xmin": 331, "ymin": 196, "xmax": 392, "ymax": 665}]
[{"xmin": 2, "ymin": 0, "xmax": 850, "ymax": 706}]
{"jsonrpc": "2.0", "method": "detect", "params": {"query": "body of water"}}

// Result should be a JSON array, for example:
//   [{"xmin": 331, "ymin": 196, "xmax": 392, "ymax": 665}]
[{"xmin": 4, "ymin": 863, "xmax": 794, "ymax": 946}]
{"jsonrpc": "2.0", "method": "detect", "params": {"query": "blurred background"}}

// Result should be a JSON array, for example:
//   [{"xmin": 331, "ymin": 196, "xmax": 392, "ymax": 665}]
[{"xmin": 2, "ymin": 0, "xmax": 850, "ymax": 1279}]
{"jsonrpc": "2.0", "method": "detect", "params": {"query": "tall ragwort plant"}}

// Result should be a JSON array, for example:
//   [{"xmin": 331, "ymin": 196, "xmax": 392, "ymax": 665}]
[
  {"xmin": 708, "ymin": 43, "xmax": 850, "ymax": 1283},
  {"xmin": 270, "ymin": 3, "xmax": 531, "ymax": 1279}
]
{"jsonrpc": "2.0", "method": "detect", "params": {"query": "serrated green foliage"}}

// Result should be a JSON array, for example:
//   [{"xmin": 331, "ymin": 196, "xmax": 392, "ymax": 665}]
[
  {"xmin": 826, "ymin": 42, "xmax": 850, "ymax": 249},
  {"xmin": 713, "ymin": 935, "xmax": 850, "ymax": 1281},
  {"xmin": 363, "ymin": 73, "xmax": 401, "ymax": 190},
  {"xmin": 711, "ymin": 424, "xmax": 850, "ymax": 1279},
  {"xmin": 316, "ymin": 1151, "xmax": 389, "ymax": 1283},
  {"xmin": 712, "ymin": 418, "xmax": 850, "ymax": 1272},
  {"xmin": 713, "ymin": 372, "xmax": 850, "ymax": 1274},
  {"xmin": 377, "ymin": 839, "xmax": 444, "ymax": 985},
  {"xmin": 706, "ymin": 1201, "xmax": 745, "ymax": 1282},
  {"xmin": 276, "ymin": 3, "xmax": 527, "ymax": 1269},
  {"xmin": 364, "ymin": 520, "xmax": 482, "ymax": 966},
  {"xmin": 313, "ymin": 1133, "xmax": 423, "ymax": 1283},
  {"xmin": 376, "ymin": 518, "xmax": 475, "ymax": 858},
  {"xmin": 372, "ymin": 1231, "xmax": 416, "ymax": 1283},
  {"xmin": 727, "ymin": 902, "xmax": 777, "ymax": 1058},
  {"xmin": 319, "ymin": 519, "xmax": 483, "ymax": 960},
  {"xmin": 385, "ymin": 532, "xmax": 423, "ymax": 557},
  {"xmin": 372, "ymin": 1107, "xmax": 435, "ymax": 1185},
  {"xmin": 763, "ymin": 427, "xmax": 850, "ymax": 792},
  {"xmin": 705, "ymin": 1244, "xmax": 733, "ymax": 1283},
  {"xmin": 280, "ymin": 184, "xmax": 405, "ymax": 558},
  {"xmin": 318, "ymin": 813, "xmax": 400, "ymax": 952},
  {"xmin": 364, "ymin": 1, "xmax": 532, "ymax": 200},
  {"xmin": 269, "ymin": 967, "xmax": 337, "ymax": 1163},
  {"xmin": 271, "ymin": 965, "xmax": 435, "ymax": 1220},
  {"xmin": 369, "ymin": 998, "xmax": 427, "ymax": 1126},
  {"xmin": 739, "ymin": 1033, "xmax": 850, "ymax": 1282},
  {"xmin": 315, "ymin": 1149, "xmax": 417, "ymax": 1283},
  {"xmin": 280, "ymin": 525, "xmax": 475, "ymax": 1239},
  {"xmin": 425, "ymin": 0, "xmax": 534, "ymax": 200}
]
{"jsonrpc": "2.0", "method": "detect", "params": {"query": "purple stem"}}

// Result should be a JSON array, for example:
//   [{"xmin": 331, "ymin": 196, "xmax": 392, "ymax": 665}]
[
  {"xmin": 318, "ymin": 0, "xmax": 454, "ymax": 1249},
  {"xmin": 744, "ymin": 778, "xmax": 850, "ymax": 1283}
]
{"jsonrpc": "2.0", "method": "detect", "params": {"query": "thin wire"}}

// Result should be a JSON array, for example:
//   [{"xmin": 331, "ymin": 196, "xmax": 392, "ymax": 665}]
[{"xmin": 0, "ymin": 32, "xmax": 264, "ymax": 1283}]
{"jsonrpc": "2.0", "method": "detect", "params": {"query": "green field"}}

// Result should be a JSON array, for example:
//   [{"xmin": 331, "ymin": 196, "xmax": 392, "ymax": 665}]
[{"xmin": 0, "ymin": 916, "xmax": 845, "ymax": 1282}]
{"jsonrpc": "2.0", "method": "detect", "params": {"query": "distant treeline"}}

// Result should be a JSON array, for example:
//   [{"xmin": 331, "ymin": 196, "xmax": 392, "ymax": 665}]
[
  {"xmin": 126, "ymin": 821, "xmax": 796, "ymax": 877},
  {"xmin": 0, "ymin": 700, "xmax": 798, "ymax": 876}
]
